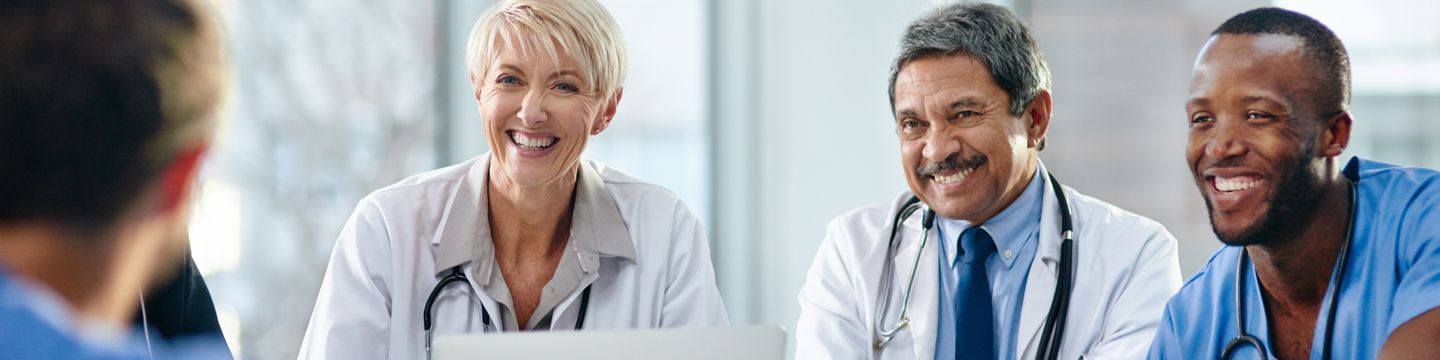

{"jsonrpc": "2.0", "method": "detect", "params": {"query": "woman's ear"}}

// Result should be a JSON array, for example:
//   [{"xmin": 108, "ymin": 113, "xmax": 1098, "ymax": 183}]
[
  {"xmin": 592, "ymin": 88, "xmax": 624, "ymax": 135},
  {"xmin": 470, "ymin": 70, "xmax": 484, "ymax": 102}
]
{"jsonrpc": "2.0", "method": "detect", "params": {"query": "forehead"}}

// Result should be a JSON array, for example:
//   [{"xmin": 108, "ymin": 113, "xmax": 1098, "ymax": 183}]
[
  {"xmin": 485, "ymin": 32, "xmax": 584, "ymax": 74},
  {"xmin": 1190, "ymin": 34, "xmax": 1313, "ymax": 103},
  {"xmin": 894, "ymin": 55, "xmax": 1006, "ymax": 104}
]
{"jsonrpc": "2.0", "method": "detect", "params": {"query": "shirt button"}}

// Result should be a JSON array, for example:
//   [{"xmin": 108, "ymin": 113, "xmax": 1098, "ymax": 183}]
[{"xmin": 1003, "ymin": 249, "xmax": 1014, "ymax": 259}]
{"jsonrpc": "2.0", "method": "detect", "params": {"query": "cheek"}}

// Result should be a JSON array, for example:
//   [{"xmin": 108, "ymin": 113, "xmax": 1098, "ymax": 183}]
[
  {"xmin": 900, "ymin": 140, "xmax": 928, "ymax": 169},
  {"xmin": 1272, "ymin": 127, "xmax": 1315, "ymax": 156},
  {"xmin": 560, "ymin": 103, "xmax": 599, "ymax": 134},
  {"xmin": 478, "ymin": 91, "xmax": 517, "ymax": 121},
  {"xmin": 1186, "ymin": 134, "xmax": 1206, "ymax": 163},
  {"xmin": 969, "ymin": 123, "xmax": 1023, "ymax": 161},
  {"xmin": 900, "ymin": 139, "xmax": 920, "ymax": 158}
]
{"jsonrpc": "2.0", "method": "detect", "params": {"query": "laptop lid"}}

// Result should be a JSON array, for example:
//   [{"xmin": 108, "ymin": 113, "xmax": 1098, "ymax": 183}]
[{"xmin": 432, "ymin": 325, "xmax": 786, "ymax": 360}]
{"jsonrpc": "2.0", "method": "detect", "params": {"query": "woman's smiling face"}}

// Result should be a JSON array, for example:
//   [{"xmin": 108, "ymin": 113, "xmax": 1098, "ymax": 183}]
[{"xmin": 476, "ymin": 43, "xmax": 617, "ymax": 189}]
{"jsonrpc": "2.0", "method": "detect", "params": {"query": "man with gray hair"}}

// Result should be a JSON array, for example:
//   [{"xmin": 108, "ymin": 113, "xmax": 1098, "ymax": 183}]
[{"xmin": 795, "ymin": 3, "xmax": 1181, "ymax": 359}]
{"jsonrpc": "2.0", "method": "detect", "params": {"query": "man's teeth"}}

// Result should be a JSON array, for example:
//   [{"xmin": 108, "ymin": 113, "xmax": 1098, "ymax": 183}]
[
  {"xmin": 931, "ymin": 168, "xmax": 973, "ymax": 185},
  {"xmin": 513, "ymin": 132, "xmax": 556, "ymax": 149},
  {"xmin": 1214, "ymin": 176, "xmax": 1261, "ymax": 192}
]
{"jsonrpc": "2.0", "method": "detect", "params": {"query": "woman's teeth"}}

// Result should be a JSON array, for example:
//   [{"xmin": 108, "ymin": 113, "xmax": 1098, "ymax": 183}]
[
  {"xmin": 512, "ymin": 132, "xmax": 556, "ymax": 149},
  {"xmin": 931, "ymin": 168, "xmax": 973, "ymax": 185},
  {"xmin": 1214, "ymin": 176, "xmax": 1261, "ymax": 192}
]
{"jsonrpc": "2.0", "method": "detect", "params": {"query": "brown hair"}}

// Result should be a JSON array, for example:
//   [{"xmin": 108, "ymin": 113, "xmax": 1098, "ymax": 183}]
[{"xmin": 0, "ymin": 0, "xmax": 224, "ymax": 236}]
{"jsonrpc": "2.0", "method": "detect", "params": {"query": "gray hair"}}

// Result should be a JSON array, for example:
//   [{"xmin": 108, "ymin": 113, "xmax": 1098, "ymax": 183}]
[{"xmin": 887, "ymin": 3, "xmax": 1051, "ymax": 117}]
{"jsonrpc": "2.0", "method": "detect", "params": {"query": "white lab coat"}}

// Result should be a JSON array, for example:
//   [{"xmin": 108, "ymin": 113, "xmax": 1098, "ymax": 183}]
[
  {"xmin": 298, "ymin": 156, "xmax": 729, "ymax": 359},
  {"xmin": 795, "ymin": 169, "xmax": 1182, "ymax": 359}
]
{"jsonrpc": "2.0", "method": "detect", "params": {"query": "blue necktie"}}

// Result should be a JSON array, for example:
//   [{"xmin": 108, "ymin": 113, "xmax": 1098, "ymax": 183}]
[{"xmin": 956, "ymin": 227, "xmax": 996, "ymax": 360}]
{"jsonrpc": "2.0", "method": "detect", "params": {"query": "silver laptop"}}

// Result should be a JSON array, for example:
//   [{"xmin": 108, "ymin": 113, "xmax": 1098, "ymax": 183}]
[{"xmin": 432, "ymin": 325, "xmax": 786, "ymax": 360}]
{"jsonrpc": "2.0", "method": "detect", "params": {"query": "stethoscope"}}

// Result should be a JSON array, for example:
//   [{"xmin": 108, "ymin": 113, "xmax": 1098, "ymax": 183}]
[
  {"xmin": 421, "ymin": 266, "xmax": 593, "ymax": 359},
  {"xmin": 873, "ymin": 174, "xmax": 1077, "ymax": 360},
  {"xmin": 1221, "ymin": 180, "xmax": 1356, "ymax": 360}
]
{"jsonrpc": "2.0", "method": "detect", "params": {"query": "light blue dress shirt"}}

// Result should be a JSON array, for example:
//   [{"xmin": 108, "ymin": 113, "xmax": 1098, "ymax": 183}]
[
  {"xmin": 934, "ymin": 165, "xmax": 1044, "ymax": 360},
  {"xmin": 1148, "ymin": 157, "xmax": 1440, "ymax": 359}
]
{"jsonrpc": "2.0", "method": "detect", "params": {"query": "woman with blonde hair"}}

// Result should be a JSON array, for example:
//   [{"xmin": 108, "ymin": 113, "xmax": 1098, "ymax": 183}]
[{"xmin": 299, "ymin": 1, "xmax": 728, "ymax": 358}]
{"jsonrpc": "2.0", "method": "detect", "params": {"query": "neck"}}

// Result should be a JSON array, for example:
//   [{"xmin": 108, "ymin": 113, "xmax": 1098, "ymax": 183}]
[
  {"xmin": 486, "ymin": 163, "xmax": 579, "ymax": 260},
  {"xmin": 1249, "ymin": 169, "xmax": 1352, "ymax": 310},
  {"xmin": 0, "ymin": 224, "xmax": 145, "ymax": 329}
]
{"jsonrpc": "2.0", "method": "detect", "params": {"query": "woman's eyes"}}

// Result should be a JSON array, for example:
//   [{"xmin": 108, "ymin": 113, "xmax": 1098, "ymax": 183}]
[
  {"xmin": 553, "ymin": 82, "xmax": 580, "ymax": 93},
  {"xmin": 494, "ymin": 75, "xmax": 581, "ymax": 94}
]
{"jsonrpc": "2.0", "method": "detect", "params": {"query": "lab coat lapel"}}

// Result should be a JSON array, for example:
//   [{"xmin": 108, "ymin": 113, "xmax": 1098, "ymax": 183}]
[
  {"xmin": 430, "ymin": 157, "xmax": 500, "ymax": 331},
  {"xmin": 1015, "ymin": 168, "xmax": 1063, "ymax": 358},
  {"xmin": 894, "ymin": 204, "xmax": 940, "ymax": 360},
  {"xmin": 433, "ymin": 157, "xmax": 491, "ymax": 284}
]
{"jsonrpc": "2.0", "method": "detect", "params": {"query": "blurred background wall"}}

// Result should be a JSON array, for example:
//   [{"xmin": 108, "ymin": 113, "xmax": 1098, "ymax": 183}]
[{"xmin": 189, "ymin": 0, "xmax": 1440, "ymax": 358}]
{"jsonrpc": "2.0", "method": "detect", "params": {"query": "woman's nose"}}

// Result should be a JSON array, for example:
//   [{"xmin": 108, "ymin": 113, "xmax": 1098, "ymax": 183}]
[{"xmin": 517, "ymin": 90, "xmax": 548, "ymax": 127}]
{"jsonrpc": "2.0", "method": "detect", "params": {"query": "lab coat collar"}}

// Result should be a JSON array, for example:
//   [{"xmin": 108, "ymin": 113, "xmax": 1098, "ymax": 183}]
[{"xmin": 432, "ymin": 156, "xmax": 638, "ymax": 284}]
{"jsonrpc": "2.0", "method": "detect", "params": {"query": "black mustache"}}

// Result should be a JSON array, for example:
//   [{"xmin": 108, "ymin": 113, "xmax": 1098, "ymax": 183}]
[{"xmin": 916, "ymin": 153, "xmax": 987, "ymax": 178}]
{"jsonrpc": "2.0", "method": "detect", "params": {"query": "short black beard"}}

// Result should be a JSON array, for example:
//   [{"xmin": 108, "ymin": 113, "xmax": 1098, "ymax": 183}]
[{"xmin": 1205, "ymin": 149, "xmax": 1327, "ymax": 247}]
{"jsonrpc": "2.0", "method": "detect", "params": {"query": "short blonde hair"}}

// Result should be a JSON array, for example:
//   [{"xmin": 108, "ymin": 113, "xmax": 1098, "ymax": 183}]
[{"xmin": 466, "ymin": 0, "xmax": 628, "ymax": 99}]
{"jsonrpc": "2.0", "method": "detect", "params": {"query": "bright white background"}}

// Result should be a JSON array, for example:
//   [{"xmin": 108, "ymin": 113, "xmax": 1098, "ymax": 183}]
[{"xmin": 185, "ymin": 0, "xmax": 1440, "ymax": 358}]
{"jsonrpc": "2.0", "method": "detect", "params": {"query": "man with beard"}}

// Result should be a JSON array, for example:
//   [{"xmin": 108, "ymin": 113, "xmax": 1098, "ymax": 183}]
[
  {"xmin": 1149, "ymin": 7, "xmax": 1440, "ymax": 359},
  {"xmin": 0, "ymin": 0, "xmax": 230, "ymax": 358},
  {"xmin": 794, "ymin": 3, "xmax": 1182, "ymax": 359}
]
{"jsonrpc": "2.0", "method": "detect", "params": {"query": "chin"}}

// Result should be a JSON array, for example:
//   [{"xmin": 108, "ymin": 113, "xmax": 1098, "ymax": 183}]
[
  {"xmin": 1206, "ymin": 200, "xmax": 1292, "ymax": 247},
  {"xmin": 923, "ymin": 200, "xmax": 973, "ymax": 223},
  {"xmin": 1212, "ymin": 223, "xmax": 1260, "ymax": 246},
  {"xmin": 1204, "ymin": 198, "xmax": 1265, "ymax": 246}
]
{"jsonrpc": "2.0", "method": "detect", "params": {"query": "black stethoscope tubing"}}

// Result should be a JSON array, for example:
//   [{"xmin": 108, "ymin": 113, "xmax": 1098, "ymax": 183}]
[
  {"xmin": 422, "ymin": 266, "xmax": 594, "ymax": 358},
  {"xmin": 1222, "ymin": 180, "xmax": 1355, "ymax": 360},
  {"xmin": 874, "ymin": 174, "xmax": 1075, "ymax": 360}
]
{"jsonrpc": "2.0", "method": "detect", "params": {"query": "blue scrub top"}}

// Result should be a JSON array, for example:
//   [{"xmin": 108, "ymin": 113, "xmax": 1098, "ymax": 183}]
[
  {"xmin": 1148, "ymin": 157, "xmax": 1440, "ymax": 359},
  {"xmin": 0, "ymin": 268, "xmax": 229, "ymax": 359}
]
